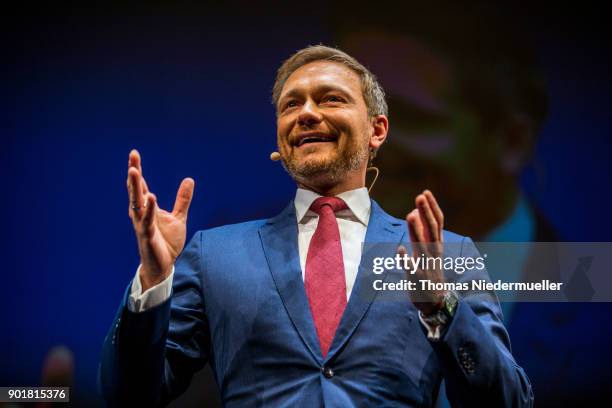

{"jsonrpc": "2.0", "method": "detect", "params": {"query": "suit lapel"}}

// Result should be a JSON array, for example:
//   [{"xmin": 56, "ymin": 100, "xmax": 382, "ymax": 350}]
[
  {"xmin": 258, "ymin": 202, "xmax": 323, "ymax": 364},
  {"xmin": 258, "ymin": 199, "xmax": 406, "ymax": 363},
  {"xmin": 325, "ymin": 200, "xmax": 406, "ymax": 361}
]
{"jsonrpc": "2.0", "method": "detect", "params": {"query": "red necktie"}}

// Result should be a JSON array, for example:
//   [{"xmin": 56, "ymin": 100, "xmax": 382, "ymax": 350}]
[{"xmin": 305, "ymin": 196, "xmax": 348, "ymax": 357}]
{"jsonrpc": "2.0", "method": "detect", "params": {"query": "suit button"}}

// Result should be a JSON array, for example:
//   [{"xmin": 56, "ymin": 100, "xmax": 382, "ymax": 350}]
[
  {"xmin": 322, "ymin": 367, "xmax": 334, "ymax": 379},
  {"xmin": 458, "ymin": 347, "xmax": 476, "ymax": 374}
]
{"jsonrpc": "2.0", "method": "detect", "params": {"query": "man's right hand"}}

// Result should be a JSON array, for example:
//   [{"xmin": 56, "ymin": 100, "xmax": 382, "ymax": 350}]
[{"xmin": 127, "ymin": 149, "xmax": 195, "ymax": 292}]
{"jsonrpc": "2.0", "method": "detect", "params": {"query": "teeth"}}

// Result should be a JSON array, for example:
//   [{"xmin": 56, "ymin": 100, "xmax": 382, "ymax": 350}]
[{"xmin": 299, "ymin": 136, "xmax": 334, "ymax": 146}]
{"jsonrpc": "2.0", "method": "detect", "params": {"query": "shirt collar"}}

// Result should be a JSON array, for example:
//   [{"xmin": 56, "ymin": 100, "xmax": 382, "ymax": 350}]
[{"xmin": 294, "ymin": 187, "xmax": 371, "ymax": 226}]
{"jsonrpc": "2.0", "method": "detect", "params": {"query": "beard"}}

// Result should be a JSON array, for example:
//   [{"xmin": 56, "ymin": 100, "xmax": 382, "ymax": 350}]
[{"xmin": 281, "ymin": 137, "xmax": 370, "ymax": 187}]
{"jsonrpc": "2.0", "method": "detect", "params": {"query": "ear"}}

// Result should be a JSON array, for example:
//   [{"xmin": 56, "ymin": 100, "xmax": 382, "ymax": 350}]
[{"xmin": 369, "ymin": 114, "xmax": 389, "ymax": 151}]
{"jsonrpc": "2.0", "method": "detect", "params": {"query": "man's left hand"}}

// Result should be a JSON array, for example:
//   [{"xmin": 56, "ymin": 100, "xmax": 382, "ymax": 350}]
[{"xmin": 399, "ymin": 190, "xmax": 447, "ymax": 316}]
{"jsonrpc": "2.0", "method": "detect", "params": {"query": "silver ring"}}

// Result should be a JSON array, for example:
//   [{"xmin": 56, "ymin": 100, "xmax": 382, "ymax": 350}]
[{"xmin": 131, "ymin": 202, "xmax": 147, "ymax": 211}]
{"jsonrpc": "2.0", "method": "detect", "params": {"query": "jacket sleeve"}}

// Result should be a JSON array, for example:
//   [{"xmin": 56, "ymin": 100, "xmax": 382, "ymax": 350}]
[
  {"xmin": 98, "ymin": 231, "xmax": 210, "ymax": 407},
  {"xmin": 432, "ymin": 236, "xmax": 534, "ymax": 408}
]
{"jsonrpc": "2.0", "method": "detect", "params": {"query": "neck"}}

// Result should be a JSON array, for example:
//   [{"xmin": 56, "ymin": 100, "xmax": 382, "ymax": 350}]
[{"xmin": 297, "ymin": 168, "xmax": 366, "ymax": 196}]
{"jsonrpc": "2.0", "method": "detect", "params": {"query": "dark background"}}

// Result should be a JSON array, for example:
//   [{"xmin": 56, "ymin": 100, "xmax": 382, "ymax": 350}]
[{"xmin": 2, "ymin": 1, "xmax": 611, "ymax": 406}]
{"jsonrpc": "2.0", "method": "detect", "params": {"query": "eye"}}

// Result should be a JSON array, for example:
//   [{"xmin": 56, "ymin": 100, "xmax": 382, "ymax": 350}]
[
  {"xmin": 323, "ymin": 95, "xmax": 345, "ymax": 103},
  {"xmin": 280, "ymin": 100, "xmax": 299, "ymax": 113}
]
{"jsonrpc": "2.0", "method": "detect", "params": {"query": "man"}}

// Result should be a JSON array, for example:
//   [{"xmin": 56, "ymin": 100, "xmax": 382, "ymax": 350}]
[{"xmin": 99, "ymin": 45, "xmax": 533, "ymax": 407}]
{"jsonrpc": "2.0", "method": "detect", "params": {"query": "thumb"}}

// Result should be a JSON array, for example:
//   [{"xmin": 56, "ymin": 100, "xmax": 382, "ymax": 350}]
[{"xmin": 172, "ymin": 177, "xmax": 195, "ymax": 221}]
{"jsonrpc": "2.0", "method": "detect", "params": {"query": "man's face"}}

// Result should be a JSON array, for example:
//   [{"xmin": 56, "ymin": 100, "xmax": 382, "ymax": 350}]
[{"xmin": 276, "ymin": 60, "xmax": 373, "ymax": 187}]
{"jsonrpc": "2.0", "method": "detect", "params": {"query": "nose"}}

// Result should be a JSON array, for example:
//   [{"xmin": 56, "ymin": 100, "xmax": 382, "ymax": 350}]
[{"xmin": 297, "ymin": 100, "xmax": 323, "ymax": 127}]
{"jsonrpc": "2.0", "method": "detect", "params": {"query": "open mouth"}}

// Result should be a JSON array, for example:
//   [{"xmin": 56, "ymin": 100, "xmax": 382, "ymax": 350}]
[{"xmin": 295, "ymin": 132, "xmax": 338, "ymax": 147}]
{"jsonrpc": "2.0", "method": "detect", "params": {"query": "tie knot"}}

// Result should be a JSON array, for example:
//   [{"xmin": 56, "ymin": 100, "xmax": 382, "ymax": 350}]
[{"xmin": 310, "ymin": 196, "xmax": 348, "ymax": 215}]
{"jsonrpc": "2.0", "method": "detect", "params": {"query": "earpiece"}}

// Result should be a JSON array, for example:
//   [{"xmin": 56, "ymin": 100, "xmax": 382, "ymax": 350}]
[{"xmin": 367, "ymin": 148, "xmax": 380, "ymax": 193}]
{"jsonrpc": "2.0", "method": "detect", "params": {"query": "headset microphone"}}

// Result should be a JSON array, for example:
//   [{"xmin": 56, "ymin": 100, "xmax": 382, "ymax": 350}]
[{"xmin": 270, "ymin": 152, "xmax": 281, "ymax": 161}]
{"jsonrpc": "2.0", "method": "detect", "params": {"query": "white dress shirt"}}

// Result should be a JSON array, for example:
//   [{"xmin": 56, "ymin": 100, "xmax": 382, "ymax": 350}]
[
  {"xmin": 128, "ymin": 187, "xmax": 441, "ymax": 339},
  {"xmin": 295, "ymin": 187, "xmax": 370, "ymax": 301}
]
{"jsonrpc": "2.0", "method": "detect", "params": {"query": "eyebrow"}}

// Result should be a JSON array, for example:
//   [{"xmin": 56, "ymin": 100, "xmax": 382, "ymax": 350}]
[{"xmin": 278, "ymin": 83, "xmax": 356, "ymax": 105}]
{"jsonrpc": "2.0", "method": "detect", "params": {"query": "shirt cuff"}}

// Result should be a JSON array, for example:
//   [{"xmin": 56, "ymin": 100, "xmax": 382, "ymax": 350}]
[
  {"xmin": 128, "ymin": 265, "xmax": 174, "ymax": 313},
  {"xmin": 418, "ymin": 311, "xmax": 444, "ymax": 341}
]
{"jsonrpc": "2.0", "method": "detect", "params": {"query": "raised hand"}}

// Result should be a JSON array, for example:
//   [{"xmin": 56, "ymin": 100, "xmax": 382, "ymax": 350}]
[
  {"xmin": 127, "ymin": 149, "xmax": 195, "ymax": 291},
  {"xmin": 399, "ymin": 190, "xmax": 446, "ymax": 316}
]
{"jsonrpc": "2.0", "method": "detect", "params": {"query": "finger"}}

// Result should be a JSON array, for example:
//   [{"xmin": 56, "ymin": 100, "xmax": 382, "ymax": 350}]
[
  {"xmin": 129, "ymin": 149, "xmax": 149, "ymax": 194},
  {"xmin": 172, "ymin": 177, "xmax": 195, "ymax": 221},
  {"xmin": 423, "ymin": 190, "xmax": 444, "ymax": 255},
  {"xmin": 423, "ymin": 190, "xmax": 444, "ymax": 231},
  {"xmin": 141, "ymin": 193, "xmax": 157, "ymax": 232},
  {"xmin": 408, "ymin": 209, "xmax": 426, "ymax": 242},
  {"xmin": 397, "ymin": 244, "xmax": 410, "ymax": 273},
  {"xmin": 397, "ymin": 244, "xmax": 414, "ymax": 273},
  {"xmin": 127, "ymin": 167, "xmax": 145, "ymax": 219},
  {"xmin": 128, "ymin": 149, "xmax": 142, "ymax": 174},
  {"xmin": 416, "ymin": 194, "xmax": 439, "ymax": 243},
  {"xmin": 141, "ymin": 176, "xmax": 149, "ymax": 195},
  {"xmin": 407, "ymin": 209, "xmax": 427, "ymax": 257}
]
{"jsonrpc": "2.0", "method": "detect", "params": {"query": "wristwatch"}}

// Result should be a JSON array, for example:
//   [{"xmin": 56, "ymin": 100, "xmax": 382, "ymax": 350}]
[{"xmin": 420, "ymin": 290, "xmax": 459, "ymax": 327}]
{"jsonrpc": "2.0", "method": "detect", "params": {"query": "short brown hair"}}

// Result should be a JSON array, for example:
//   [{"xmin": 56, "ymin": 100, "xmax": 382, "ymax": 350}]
[{"xmin": 272, "ymin": 45, "xmax": 388, "ymax": 117}]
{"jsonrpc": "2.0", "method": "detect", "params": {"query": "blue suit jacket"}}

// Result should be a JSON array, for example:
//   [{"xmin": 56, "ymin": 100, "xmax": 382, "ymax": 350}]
[{"xmin": 99, "ymin": 200, "xmax": 533, "ymax": 407}]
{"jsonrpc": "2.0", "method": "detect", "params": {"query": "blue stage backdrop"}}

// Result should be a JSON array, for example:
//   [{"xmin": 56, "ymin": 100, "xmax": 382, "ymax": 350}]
[{"xmin": 2, "ymin": 2, "xmax": 611, "ymax": 405}]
